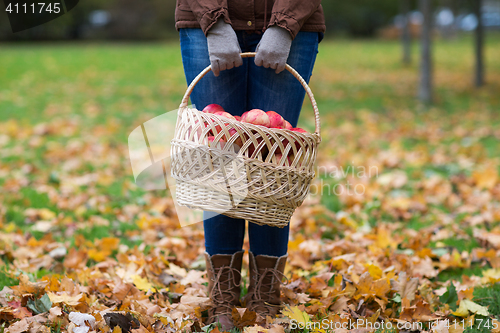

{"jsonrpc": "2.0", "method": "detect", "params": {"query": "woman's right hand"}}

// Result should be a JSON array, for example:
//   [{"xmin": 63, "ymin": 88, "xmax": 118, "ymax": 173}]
[{"xmin": 207, "ymin": 18, "xmax": 243, "ymax": 77}]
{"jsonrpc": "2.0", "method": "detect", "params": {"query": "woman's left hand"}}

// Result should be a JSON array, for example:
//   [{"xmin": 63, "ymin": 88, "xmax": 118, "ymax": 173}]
[{"xmin": 254, "ymin": 26, "xmax": 293, "ymax": 74}]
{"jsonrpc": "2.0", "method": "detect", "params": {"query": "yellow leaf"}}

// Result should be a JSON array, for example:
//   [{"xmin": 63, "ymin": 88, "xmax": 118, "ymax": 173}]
[
  {"xmin": 365, "ymin": 264, "xmax": 382, "ymax": 279},
  {"xmin": 87, "ymin": 248, "xmax": 109, "ymax": 262},
  {"xmin": 281, "ymin": 305, "xmax": 310, "ymax": 327},
  {"xmin": 332, "ymin": 274, "xmax": 344, "ymax": 289},
  {"xmin": 459, "ymin": 287, "xmax": 474, "ymax": 301},
  {"xmin": 132, "ymin": 275, "xmax": 154, "ymax": 292},
  {"xmin": 367, "ymin": 309, "xmax": 381, "ymax": 325},
  {"xmin": 154, "ymin": 313, "xmax": 173, "ymax": 326},
  {"xmin": 453, "ymin": 301, "xmax": 470, "ymax": 318},
  {"xmin": 100, "ymin": 237, "xmax": 120, "ymax": 252},
  {"xmin": 336, "ymin": 212, "xmax": 357, "ymax": 229},
  {"xmin": 472, "ymin": 166, "xmax": 498, "ymax": 189},
  {"xmin": 27, "ymin": 237, "xmax": 41, "ymax": 247},
  {"xmin": 112, "ymin": 326, "xmax": 122, "ymax": 333},
  {"xmin": 375, "ymin": 224, "xmax": 398, "ymax": 249},
  {"xmin": 47, "ymin": 292, "xmax": 84, "ymax": 306},
  {"xmin": 39, "ymin": 208, "xmax": 56, "ymax": 220},
  {"xmin": 4, "ymin": 222, "xmax": 16, "ymax": 233},
  {"xmin": 481, "ymin": 268, "xmax": 500, "ymax": 284},
  {"xmin": 466, "ymin": 314, "xmax": 475, "ymax": 327},
  {"xmin": 492, "ymin": 319, "xmax": 500, "ymax": 333},
  {"xmin": 288, "ymin": 234, "xmax": 305, "ymax": 252},
  {"xmin": 452, "ymin": 300, "xmax": 489, "ymax": 317}
]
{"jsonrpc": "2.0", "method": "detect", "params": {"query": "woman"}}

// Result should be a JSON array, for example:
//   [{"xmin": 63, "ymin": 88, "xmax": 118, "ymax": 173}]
[{"xmin": 175, "ymin": 0, "xmax": 325, "ymax": 329}]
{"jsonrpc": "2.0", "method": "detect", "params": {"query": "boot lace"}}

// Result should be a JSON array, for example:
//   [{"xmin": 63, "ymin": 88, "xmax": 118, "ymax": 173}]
[
  {"xmin": 247, "ymin": 268, "xmax": 287, "ymax": 316},
  {"xmin": 209, "ymin": 266, "xmax": 241, "ymax": 318}
]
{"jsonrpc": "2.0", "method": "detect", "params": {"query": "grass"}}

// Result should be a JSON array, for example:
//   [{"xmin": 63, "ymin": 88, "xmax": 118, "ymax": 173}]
[
  {"xmin": 474, "ymin": 283, "xmax": 500, "ymax": 316},
  {"xmin": 1, "ymin": 35, "xmax": 499, "ymax": 126},
  {"xmin": 0, "ymin": 267, "xmax": 18, "ymax": 289},
  {"xmin": 1, "ymin": 34, "xmax": 500, "ymax": 327}
]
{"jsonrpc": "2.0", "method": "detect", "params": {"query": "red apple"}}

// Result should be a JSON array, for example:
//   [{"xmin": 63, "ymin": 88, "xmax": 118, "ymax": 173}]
[
  {"xmin": 274, "ymin": 153, "xmax": 292, "ymax": 166},
  {"xmin": 209, "ymin": 111, "xmax": 235, "ymax": 135},
  {"xmin": 207, "ymin": 136, "xmax": 226, "ymax": 149},
  {"xmin": 241, "ymin": 109, "xmax": 270, "ymax": 127},
  {"xmin": 227, "ymin": 128, "xmax": 243, "ymax": 148},
  {"xmin": 234, "ymin": 115, "xmax": 241, "ymax": 121},
  {"xmin": 284, "ymin": 120, "xmax": 293, "ymax": 130},
  {"xmin": 291, "ymin": 127, "xmax": 307, "ymax": 134},
  {"xmin": 266, "ymin": 111, "xmax": 285, "ymax": 128},
  {"xmin": 213, "ymin": 111, "xmax": 235, "ymax": 121},
  {"xmin": 189, "ymin": 114, "xmax": 212, "ymax": 140},
  {"xmin": 203, "ymin": 104, "xmax": 225, "ymax": 114},
  {"xmin": 290, "ymin": 128, "xmax": 308, "ymax": 153},
  {"xmin": 246, "ymin": 136, "xmax": 268, "ymax": 160}
]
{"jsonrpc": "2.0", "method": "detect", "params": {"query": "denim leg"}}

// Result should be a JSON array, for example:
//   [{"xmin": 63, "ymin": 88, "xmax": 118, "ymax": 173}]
[
  {"xmin": 180, "ymin": 29, "xmax": 319, "ymax": 257},
  {"xmin": 247, "ymin": 223, "xmax": 290, "ymax": 257},
  {"xmin": 179, "ymin": 28, "xmax": 248, "ymax": 116},
  {"xmin": 247, "ymin": 32, "xmax": 319, "ymax": 256},
  {"xmin": 247, "ymin": 32, "xmax": 319, "ymax": 127},
  {"xmin": 203, "ymin": 211, "xmax": 246, "ymax": 255},
  {"xmin": 180, "ymin": 28, "xmax": 246, "ymax": 255}
]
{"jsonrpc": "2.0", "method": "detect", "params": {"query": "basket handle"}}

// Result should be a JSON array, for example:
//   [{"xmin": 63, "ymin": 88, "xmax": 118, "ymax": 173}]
[{"xmin": 179, "ymin": 52, "xmax": 321, "ymax": 144}]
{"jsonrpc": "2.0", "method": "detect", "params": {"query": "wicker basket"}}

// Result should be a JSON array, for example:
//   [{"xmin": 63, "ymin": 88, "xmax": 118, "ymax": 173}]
[{"xmin": 170, "ymin": 52, "xmax": 321, "ymax": 227}]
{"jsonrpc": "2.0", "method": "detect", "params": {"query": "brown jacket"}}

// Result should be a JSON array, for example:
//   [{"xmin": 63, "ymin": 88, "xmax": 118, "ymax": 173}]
[{"xmin": 175, "ymin": 0, "xmax": 325, "ymax": 39}]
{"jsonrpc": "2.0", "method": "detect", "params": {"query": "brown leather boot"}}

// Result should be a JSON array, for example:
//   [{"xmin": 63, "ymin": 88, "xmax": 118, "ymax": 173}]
[
  {"xmin": 243, "ymin": 252, "xmax": 287, "ymax": 321},
  {"xmin": 205, "ymin": 251, "xmax": 244, "ymax": 330}
]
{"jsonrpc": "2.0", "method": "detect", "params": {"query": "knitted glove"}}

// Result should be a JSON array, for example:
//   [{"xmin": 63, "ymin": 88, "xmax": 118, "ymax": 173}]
[
  {"xmin": 254, "ymin": 26, "xmax": 293, "ymax": 74},
  {"xmin": 207, "ymin": 18, "xmax": 243, "ymax": 77}
]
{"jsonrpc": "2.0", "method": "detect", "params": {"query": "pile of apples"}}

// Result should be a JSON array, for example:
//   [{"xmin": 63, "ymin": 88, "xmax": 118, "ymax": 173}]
[{"xmin": 200, "ymin": 104, "xmax": 308, "ymax": 165}]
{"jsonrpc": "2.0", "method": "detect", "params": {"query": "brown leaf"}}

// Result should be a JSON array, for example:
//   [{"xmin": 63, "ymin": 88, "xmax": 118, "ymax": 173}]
[
  {"xmin": 104, "ymin": 312, "xmax": 140, "ymax": 333},
  {"xmin": 11, "ymin": 275, "xmax": 47, "ymax": 296},
  {"xmin": 412, "ymin": 300, "xmax": 441, "ymax": 321},
  {"xmin": 330, "ymin": 296, "xmax": 349, "ymax": 313},
  {"xmin": 48, "ymin": 306, "xmax": 62, "ymax": 322},
  {"xmin": 5, "ymin": 318, "xmax": 30, "ymax": 333},
  {"xmin": 63, "ymin": 248, "xmax": 87, "ymax": 270},
  {"xmin": 231, "ymin": 308, "xmax": 256, "ymax": 329},
  {"xmin": 0, "ymin": 307, "xmax": 16, "ymax": 321},
  {"xmin": 7, "ymin": 301, "xmax": 32, "ymax": 320},
  {"xmin": 268, "ymin": 324, "xmax": 286, "ymax": 333},
  {"xmin": 391, "ymin": 272, "xmax": 418, "ymax": 301}
]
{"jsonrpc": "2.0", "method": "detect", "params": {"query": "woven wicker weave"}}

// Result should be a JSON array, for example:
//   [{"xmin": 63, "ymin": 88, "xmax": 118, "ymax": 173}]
[{"xmin": 171, "ymin": 52, "xmax": 321, "ymax": 227}]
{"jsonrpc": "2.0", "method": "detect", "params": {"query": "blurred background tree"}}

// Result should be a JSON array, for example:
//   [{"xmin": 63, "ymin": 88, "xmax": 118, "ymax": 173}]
[
  {"xmin": 1, "ymin": 0, "xmax": 499, "ymax": 41},
  {"xmin": 0, "ymin": 0, "xmax": 401, "ymax": 40},
  {"xmin": 322, "ymin": 0, "xmax": 400, "ymax": 37},
  {"xmin": 0, "ymin": 0, "xmax": 177, "ymax": 40}
]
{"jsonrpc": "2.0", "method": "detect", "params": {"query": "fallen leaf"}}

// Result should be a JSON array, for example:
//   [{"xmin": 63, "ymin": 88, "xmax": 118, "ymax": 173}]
[
  {"xmin": 232, "ymin": 308, "xmax": 257, "ymax": 329},
  {"xmin": 131, "ymin": 275, "xmax": 154, "ymax": 292},
  {"xmin": 281, "ymin": 305, "xmax": 310, "ymax": 327},
  {"xmin": 452, "ymin": 299, "xmax": 489, "ymax": 317},
  {"xmin": 391, "ymin": 272, "xmax": 419, "ymax": 301}
]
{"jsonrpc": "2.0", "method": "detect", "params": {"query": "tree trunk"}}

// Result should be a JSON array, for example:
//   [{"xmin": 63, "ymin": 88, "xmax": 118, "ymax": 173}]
[
  {"xmin": 440, "ymin": 0, "xmax": 456, "ymax": 39},
  {"xmin": 401, "ymin": 0, "xmax": 412, "ymax": 65},
  {"xmin": 474, "ymin": 0, "xmax": 485, "ymax": 87},
  {"xmin": 418, "ymin": 0, "xmax": 433, "ymax": 103},
  {"xmin": 451, "ymin": 0, "xmax": 460, "ymax": 38}
]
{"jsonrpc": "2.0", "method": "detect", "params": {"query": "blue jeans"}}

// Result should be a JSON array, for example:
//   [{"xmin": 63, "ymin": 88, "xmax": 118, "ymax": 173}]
[{"xmin": 179, "ymin": 28, "xmax": 319, "ymax": 257}]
